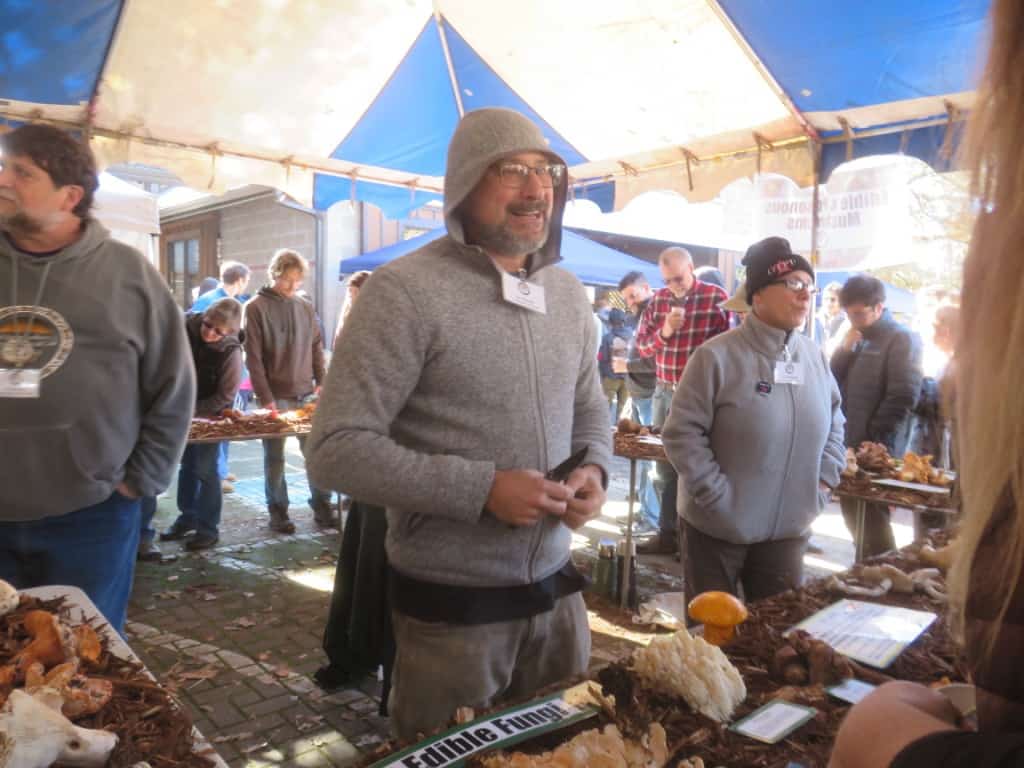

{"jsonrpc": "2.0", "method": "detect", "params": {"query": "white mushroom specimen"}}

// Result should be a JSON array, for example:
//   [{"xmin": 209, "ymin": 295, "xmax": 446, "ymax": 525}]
[
  {"xmin": 0, "ymin": 688, "xmax": 118, "ymax": 768},
  {"xmin": 0, "ymin": 581, "xmax": 18, "ymax": 618}
]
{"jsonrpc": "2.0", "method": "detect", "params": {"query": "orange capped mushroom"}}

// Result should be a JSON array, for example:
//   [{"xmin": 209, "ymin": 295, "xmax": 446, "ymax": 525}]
[
  {"xmin": 13, "ymin": 610, "xmax": 73, "ymax": 671},
  {"xmin": 687, "ymin": 591, "xmax": 748, "ymax": 646}
]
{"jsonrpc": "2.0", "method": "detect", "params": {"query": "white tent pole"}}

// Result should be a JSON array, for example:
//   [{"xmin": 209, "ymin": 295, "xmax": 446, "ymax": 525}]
[{"xmin": 433, "ymin": 8, "xmax": 465, "ymax": 118}]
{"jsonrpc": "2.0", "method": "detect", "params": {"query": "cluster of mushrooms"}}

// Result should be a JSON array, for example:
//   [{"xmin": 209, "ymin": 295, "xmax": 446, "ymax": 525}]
[{"xmin": 0, "ymin": 579, "xmax": 119, "ymax": 768}]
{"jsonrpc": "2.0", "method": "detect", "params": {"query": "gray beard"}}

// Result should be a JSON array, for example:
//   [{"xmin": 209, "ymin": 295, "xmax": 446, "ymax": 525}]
[{"xmin": 466, "ymin": 218, "xmax": 550, "ymax": 258}]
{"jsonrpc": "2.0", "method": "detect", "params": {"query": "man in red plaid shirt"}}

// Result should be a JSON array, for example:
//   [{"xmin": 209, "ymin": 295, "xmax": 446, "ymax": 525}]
[{"xmin": 634, "ymin": 247, "xmax": 729, "ymax": 554}]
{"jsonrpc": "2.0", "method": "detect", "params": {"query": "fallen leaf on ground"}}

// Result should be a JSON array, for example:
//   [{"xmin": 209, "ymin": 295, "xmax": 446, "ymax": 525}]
[
  {"xmin": 295, "ymin": 714, "xmax": 325, "ymax": 732},
  {"xmin": 212, "ymin": 732, "xmax": 254, "ymax": 744}
]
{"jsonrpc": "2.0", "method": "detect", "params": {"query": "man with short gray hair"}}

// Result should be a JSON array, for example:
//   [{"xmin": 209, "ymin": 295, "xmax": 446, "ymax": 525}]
[{"xmin": 634, "ymin": 247, "xmax": 730, "ymax": 555}]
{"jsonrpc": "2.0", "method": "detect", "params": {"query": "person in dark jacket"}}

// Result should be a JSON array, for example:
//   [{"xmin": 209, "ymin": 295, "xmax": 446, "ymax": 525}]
[
  {"xmin": 598, "ymin": 308, "xmax": 631, "ymax": 424},
  {"xmin": 830, "ymin": 275, "xmax": 923, "ymax": 558},
  {"xmin": 161, "ymin": 299, "xmax": 244, "ymax": 550},
  {"xmin": 615, "ymin": 271, "xmax": 660, "ymax": 530}
]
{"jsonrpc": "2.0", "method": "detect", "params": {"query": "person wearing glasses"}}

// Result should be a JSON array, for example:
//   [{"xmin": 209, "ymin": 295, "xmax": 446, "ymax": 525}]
[
  {"xmin": 160, "ymin": 298, "xmax": 245, "ymax": 550},
  {"xmin": 243, "ymin": 249, "xmax": 334, "ymax": 532},
  {"xmin": 662, "ymin": 236, "xmax": 845, "ymax": 606},
  {"xmin": 0, "ymin": 124, "xmax": 195, "ymax": 633},
  {"xmin": 633, "ymin": 246, "xmax": 731, "ymax": 556},
  {"xmin": 831, "ymin": 274, "xmax": 923, "ymax": 558},
  {"xmin": 308, "ymin": 108, "xmax": 611, "ymax": 740}
]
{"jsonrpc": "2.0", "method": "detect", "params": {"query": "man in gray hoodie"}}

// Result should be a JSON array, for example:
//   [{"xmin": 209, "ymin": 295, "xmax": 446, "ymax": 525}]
[
  {"xmin": 308, "ymin": 108, "xmax": 611, "ymax": 739},
  {"xmin": 662, "ymin": 237, "xmax": 846, "ymax": 606},
  {"xmin": 0, "ymin": 124, "xmax": 195, "ymax": 632}
]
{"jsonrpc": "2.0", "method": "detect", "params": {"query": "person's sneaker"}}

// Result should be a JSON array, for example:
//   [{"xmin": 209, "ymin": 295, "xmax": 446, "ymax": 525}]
[
  {"xmin": 313, "ymin": 664, "xmax": 355, "ymax": 692},
  {"xmin": 222, "ymin": 480, "xmax": 235, "ymax": 494},
  {"xmin": 136, "ymin": 539, "xmax": 164, "ymax": 562},
  {"xmin": 636, "ymin": 533, "xmax": 678, "ymax": 556},
  {"xmin": 225, "ymin": 473, "xmax": 238, "ymax": 482},
  {"xmin": 185, "ymin": 533, "xmax": 220, "ymax": 551},
  {"xmin": 159, "ymin": 523, "xmax": 195, "ymax": 541},
  {"xmin": 269, "ymin": 514, "xmax": 296, "ymax": 534}
]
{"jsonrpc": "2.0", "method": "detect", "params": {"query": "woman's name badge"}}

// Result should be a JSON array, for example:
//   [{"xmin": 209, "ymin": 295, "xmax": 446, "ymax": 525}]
[
  {"xmin": 0, "ymin": 368, "xmax": 41, "ymax": 398},
  {"xmin": 501, "ymin": 271, "xmax": 547, "ymax": 314},
  {"xmin": 774, "ymin": 359, "xmax": 804, "ymax": 385}
]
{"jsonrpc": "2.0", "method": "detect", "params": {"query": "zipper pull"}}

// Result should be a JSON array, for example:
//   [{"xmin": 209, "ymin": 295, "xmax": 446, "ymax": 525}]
[{"xmin": 517, "ymin": 268, "xmax": 528, "ymax": 282}]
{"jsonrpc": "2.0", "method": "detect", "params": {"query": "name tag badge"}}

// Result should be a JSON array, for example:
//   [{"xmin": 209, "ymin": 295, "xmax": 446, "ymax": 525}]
[
  {"xmin": 774, "ymin": 359, "xmax": 804, "ymax": 386},
  {"xmin": 0, "ymin": 368, "xmax": 41, "ymax": 398},
  {"xmin": 500, "ymin": 271, "xmax": 547, "ymax": 314}
]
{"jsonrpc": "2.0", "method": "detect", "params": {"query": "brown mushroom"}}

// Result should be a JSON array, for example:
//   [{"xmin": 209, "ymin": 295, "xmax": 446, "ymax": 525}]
[
  {"xmin": 12, "ymin": 610, "xmax": 72, "ymax": 671},
  {"xmin": 74, "ymin": 625, "xmax": 102, "ymax": 665},
  {"xmin": 687, "ymin": 591, "xmax": 748, "ymax": 646}
]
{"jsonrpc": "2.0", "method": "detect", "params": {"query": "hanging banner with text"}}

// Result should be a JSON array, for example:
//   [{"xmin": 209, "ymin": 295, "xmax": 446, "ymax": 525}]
[
  {"xmin": 369, "ymin": 691, "xmax": 600, "ymax": 768},
  {"xmin": 721, "ymin": 161, "xmax": 915, "ymax": 270}
]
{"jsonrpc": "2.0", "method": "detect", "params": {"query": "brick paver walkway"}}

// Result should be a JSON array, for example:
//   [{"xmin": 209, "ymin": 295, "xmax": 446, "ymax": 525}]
[{"xmin": 126, "ymin": 439, "xmax": 865, "ymax": 766}]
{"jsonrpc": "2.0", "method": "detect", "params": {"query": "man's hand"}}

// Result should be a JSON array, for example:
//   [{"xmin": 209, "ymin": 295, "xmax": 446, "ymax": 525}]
[
  {"xmin": 661, "ymin": 307, "xmax": 685, "ymax": 339},
  {"xmin": 486, "ymin": 469, "xmax": 572, "ymax": 527},
  {"xmin": 611, "ymin": 357, "xmax": 629, "ymax": 374},
  {"xmin": 840, "ymin": 327, "xmax": 863, "ymax": 351},
  {"xmin": 562, "ymin": 465, "xmax": 606, "ymax": 530},
  {"xmin": 116, "ymin": 482, "xmax": 140, "ymax": 500}
]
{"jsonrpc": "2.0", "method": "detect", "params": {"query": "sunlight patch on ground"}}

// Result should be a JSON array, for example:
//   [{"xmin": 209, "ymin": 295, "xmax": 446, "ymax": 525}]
[
  {"xmin": 599, "ymin": 500, "xmax": 631, "ymax": 521},
  {"xmin": 583, "ymin": 518, "xmax": 625, "ymax": 536},
  {"xmin": 284, "ymin": 566, "xmax": 335, "ymax": 592},
  {"xmin": 571, "ymin": 532, "xmax": 594, "ymax": 550}
]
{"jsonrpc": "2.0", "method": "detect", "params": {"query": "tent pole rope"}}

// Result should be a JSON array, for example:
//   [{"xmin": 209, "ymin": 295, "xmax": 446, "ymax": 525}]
[{"xmin": 433, "ymin": 9, "xmax": 465, "ymax": 118}]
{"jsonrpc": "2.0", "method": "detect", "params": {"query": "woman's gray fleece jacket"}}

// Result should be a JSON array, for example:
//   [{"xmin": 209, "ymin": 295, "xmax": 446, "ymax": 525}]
[
  {"xmin": 662, "ymin": 312, "xmax": 846, "ymax": 544},
  {"xmin": 308, "ymin": 108, "xmax": 612, "ymax": 587}
]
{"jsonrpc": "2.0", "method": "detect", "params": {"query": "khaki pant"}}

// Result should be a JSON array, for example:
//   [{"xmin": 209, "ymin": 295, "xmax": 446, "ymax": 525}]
[{"xmin": 389, "ymin": 592, "xmax": 590, "ymax": 741}]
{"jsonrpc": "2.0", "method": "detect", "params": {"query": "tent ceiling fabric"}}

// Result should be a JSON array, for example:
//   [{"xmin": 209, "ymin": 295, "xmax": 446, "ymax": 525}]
[{"xmin": 0, "ymin": 0, "xmax": 989, "ymax": 217}]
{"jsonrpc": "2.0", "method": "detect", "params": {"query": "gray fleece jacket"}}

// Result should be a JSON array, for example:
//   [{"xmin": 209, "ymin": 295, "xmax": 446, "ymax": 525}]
[
  {"xmin": 661, "ymin": 312, "xmax": 846, "ymax": 544},
  {"xmin": 308, "ymin": 108, "xmax": 612, "ymax": 587},
  {"xmin": 0, "ymin": 220, "xmax": 196, "ymax": 520}
]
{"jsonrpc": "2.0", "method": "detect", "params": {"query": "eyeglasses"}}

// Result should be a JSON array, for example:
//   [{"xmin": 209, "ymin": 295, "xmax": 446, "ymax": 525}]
[
  {"xmin": 770, "ymin": 278, "xmax": 816, "ymax": 295},
  {"xmin": 202, "ymin": 319, "xmax": 230, "ymax": 339},
  {"xmin": 495, "ymin": 162, "xmax": 566, "ymax": 188}
]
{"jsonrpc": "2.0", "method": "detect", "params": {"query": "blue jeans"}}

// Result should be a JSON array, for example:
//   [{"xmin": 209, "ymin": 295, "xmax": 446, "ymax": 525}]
[
  {"xmin": 263, "ymin": 433, "xmax": 332, "ymax": 513},
  {"xmin": 652, "ymin": 385, "xmax": 679, "ymax": 537},
  {"xmin": 631, "ymin": 396, "xmax": 659, "ymax": 529},
  {"xmin": 217, "ymin": 441, "xmax": 230, "ymax": 478},
  {"xmin": 0, "ymin": 491, "xmax": 141, "ymax": 633},
  {"xmin": 173, "ymin": 443, "xmax": 223, "ymax": 538},
  {"xmin": 140, "ymin": 496, "xmax": 157, "ymax": 544}
]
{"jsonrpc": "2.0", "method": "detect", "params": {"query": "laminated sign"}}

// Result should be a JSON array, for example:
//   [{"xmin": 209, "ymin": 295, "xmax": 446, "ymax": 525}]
[{"xmin": 371, "ymin": 690, "xmax": 599, "ymax": 768}]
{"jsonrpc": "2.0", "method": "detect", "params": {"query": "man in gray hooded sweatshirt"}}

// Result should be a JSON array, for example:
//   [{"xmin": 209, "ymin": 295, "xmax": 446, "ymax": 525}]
[
  {"xmin": 308, "ymin": 108, "xmax": 612, "ymax": 739},
  {"xmin": 0, "ymin": 124, "xmax": 195, "ymax": 632}
]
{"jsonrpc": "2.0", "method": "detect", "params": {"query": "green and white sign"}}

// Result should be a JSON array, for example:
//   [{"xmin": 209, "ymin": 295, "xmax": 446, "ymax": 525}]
[{"xmin": 370, "ymin": 691, "xmax": 600, "ymax": 768}]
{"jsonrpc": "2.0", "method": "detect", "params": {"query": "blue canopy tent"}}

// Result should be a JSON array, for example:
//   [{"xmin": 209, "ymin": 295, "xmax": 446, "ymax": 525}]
[
  {"xmin": 340, "ymin": 228, "xmax": 663, "ymax": 289},
  {"xmin": 0, "ymin": 1, "xmax": 990, "ymax": 220}
]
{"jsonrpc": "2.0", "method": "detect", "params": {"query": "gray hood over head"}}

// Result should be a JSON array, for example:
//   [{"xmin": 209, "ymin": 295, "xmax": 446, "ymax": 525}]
[{"xmin": 443, "ymin": 107, "xmax": 568, "ymax": 274}]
